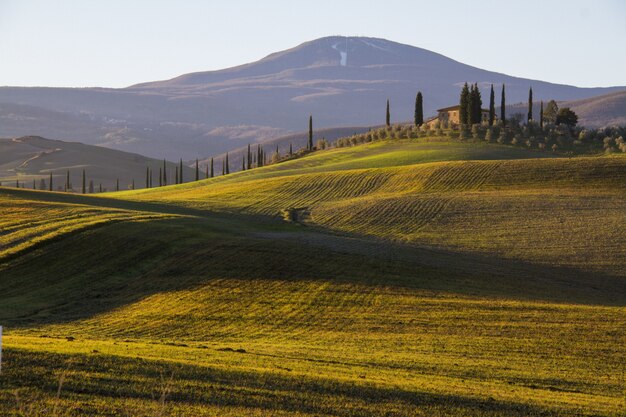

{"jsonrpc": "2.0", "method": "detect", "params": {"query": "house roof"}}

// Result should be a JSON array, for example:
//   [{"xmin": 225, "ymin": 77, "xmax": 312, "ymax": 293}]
[{"xmin": 437, "ymin": 105, "xmax": 491, "ymax": 113}]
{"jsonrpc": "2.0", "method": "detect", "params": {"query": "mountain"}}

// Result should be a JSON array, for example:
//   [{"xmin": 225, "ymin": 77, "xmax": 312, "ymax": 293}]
[
  {"xmin": 561, "ymin": 90, "xmax": 626, "ymax": 128},
  {"xmin": 1, "ymin": 36, "xmax": 623, "ymax": 159},
  {"xmin": 505, "ymin": 89, "xmax": 626, "ymax": 128},
  {"xmin": 0, "ymin": 136, "xmax": 194, "ymax": 191}
]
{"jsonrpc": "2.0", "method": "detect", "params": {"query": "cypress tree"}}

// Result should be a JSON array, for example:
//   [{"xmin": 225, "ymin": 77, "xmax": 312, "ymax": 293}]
[
  {"xmin": 473, "ymin": 83, "xmax": 483, "ymax": 124},
  {"xmin": 308, "ymin": 115, "xmax": 313, "ymax": 150},
  {"xmin": 289, "ymin": 143, "xmax": 293, "ymax": 156},
  {"xmin": 210, "ymin": 158, "xmax": 214, "ymax": 178},
  {"xmin": 247, "ymin": 144, "xmax": 251, "ymax": 169},
  {"xmin": 467, "ymin": 84, "xmax": 476, "ymax": 125},
  {"xmin": 88, "ymin": 180, "xmax": 94, "ymax": 193},
  {"xmin": 132, "ymin": 179, "xmax": 135, "ymax": 190},
  {"xmin": 540, "ymin": 101, "xmax": 544, "ymax": 129},
  {"xmin": 501, "ymin": 84, "xmax": 506, "ymax": 127},
  {"xmin": 414, "ymin": 91, "xmax": 424, "ymax": 126},
  {"xmin": 66, "ymin": 170, "xmax": 70, "ymax": 192},
  {"xmin": 225, "ymin": 152, "xmax": 229, "ymax": 175},
  {"xmin": 175, "ymin": 169, "xmax": 179, "ymax": 185},
  {"xmin": 159, "ymin": 167, "xmax": 162, "ymax": 187},
  {"xmin": 149, "ymin": 168, "xmax": 152, "ymax": 188},
  {"xmin": 242, "ymin": 154, "xmax": 245, "ymax": 171},
  {"xmin": 488, "ymin": 84, "xmax": 495, "ymax": 126},
  {"xmin": 163, "ymin": 159, "xmax": 167, "ymax": 186},
  {"xmin": 179, "ymin": 158, "xmax": 183, "ymax": 183},
  {"xmin": 459, "ymin": 83, "xmax": 470, "ymax": 125},
  {"xmin": 528, "ymin": 87, "xmax": 533, "ymax": 123},
  {"xmin": 16, "ymin": 179, "xmax": 19, "ymax": 188},
  {"xmin": 82, "ymin": 169, "xmax": 86, "ymax": 194},
  {"xmin": 221, "ymin": 158, "xmax": 225, "ymax": 176},
  {"xmin": 99, "ymin": 183, "xmax": 102, "ymax": 193},
  {"xmin": 49, "ymin": 173, "xmax": 53, "ymax": 191},
  {"xmin": 195, "ymin": 159, "xmax": 199, "ymax": 181},
  {"xmin": 205, "ymin": 164, "xmax": 209, "ymax": 179},
  {"xmin": 385, "ymin": 99, "xmax": 390, "ymax": 127},
  {"xmin": 33, "ymin": 179, "xmax": 36, "ymax": 190}
]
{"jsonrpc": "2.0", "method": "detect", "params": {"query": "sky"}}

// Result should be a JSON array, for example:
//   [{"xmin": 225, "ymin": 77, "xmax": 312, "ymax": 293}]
[{"xmin": 1, "ymin": 0, "xmax": 625, "ymax": 88}]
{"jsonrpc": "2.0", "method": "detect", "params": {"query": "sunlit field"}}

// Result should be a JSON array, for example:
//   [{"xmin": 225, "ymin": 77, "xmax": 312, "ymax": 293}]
[{"xmin": 1, "ymin": 137, "xmax": 624, "ymax": 416}]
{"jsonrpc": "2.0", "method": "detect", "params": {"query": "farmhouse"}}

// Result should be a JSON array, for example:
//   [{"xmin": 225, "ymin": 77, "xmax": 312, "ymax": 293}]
[{"xmin": 426, "ymin": 105, "xmax": 492, "ymax": 127}]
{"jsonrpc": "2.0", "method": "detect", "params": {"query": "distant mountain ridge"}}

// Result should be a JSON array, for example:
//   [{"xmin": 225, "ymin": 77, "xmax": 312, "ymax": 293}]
[{"xmin": 0, "ymin": 36, "xmax": 624, "ymax": 159}]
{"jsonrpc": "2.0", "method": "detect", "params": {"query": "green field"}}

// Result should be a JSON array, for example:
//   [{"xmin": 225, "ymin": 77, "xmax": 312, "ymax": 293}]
[{"xmin": 0, "ymin": 138, "xmax": 624, "ymax": 416}]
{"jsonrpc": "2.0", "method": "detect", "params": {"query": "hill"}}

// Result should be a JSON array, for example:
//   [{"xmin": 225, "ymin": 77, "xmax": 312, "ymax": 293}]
[
  {"xmin": 1, "ymin": 36, "xmax": 623, "ymax": 159},
  {"xmin": 0, "ymin": 137, "xmax": 624, "ymax": 416},
  {"xmin": 562, "ymin": 90, "xmax": 626, "ymax": 127},
  {"xmin": 505, "ymin": 89, "xmax": 626, "ymax": 128},
  {"xmin": 199, "ymin": 125, "xmax": 374, "ymax": 169},
  {"xmin": 0, "ymin": 136, "xmax": 194, "ymax": 191}
]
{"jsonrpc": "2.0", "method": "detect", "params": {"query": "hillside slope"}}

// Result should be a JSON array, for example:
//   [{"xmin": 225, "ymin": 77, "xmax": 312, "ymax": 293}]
[
  {"xmin": 0, "ymin": 136, "xmax": 195, "ymax": 191},
  {"xmin": 0, "ymin": 138, "xmax": 624, "ymax": 416}
]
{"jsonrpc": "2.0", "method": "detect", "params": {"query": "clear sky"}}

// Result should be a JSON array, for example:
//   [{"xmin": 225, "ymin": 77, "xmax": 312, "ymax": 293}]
[{"xmin": 1, "ymin": 0, "xmax": 624, "ymax": 88}]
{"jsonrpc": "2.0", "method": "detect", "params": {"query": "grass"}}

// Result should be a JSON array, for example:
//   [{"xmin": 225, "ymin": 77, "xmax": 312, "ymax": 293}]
[{"xmin": 0, "ymin": 136, "xmax": 624, "ymax": 416}]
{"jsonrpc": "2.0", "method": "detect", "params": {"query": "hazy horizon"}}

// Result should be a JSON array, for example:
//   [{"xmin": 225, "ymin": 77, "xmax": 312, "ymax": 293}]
[{"xmin": 1, "ymin": 0, "xmax": 625, "ymax": 89}]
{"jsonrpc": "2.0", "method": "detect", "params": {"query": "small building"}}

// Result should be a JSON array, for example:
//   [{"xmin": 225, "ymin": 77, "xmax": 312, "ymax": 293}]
[{"xmin": 426, "ymin": 105, "xmax": 492, "ymax": 127}]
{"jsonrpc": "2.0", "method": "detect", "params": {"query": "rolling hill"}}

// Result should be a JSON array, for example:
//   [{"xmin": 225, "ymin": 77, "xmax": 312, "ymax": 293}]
[
  {"xmin": 1, "ymin": 36, "xmax": 624, "ymax": 159},
  {"xmin": 505, "ymin": 89, "xmax": 626, "ymax": 128},
  {"xmin": 0, "ymin": 136, "xmax": 624, "ymax": 416},
  {"xmin": 0, "ymin": 136, "xmax": 194, "ymax": 191}
]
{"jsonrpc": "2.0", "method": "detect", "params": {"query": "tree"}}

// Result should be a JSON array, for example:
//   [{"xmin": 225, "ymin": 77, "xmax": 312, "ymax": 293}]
[
  {"xmin": 488, "ymin": 84, "xmax": 495, "ymax": 126},
  {"xmin": 225, "ymin": 152, "xmax": 230, "ymax": 174},
  {"xmin": 544, "ymin": 100, "xmax": 559, "ymax": 124},
  {"xmin": 99, "ymin": 183, "xmax": 102, "ymax": 193},
  {"xmin": 82, "ymin": 169, "xmax": 86, "ymax": 194},
  {"xmin": 195, "ymin": 159, "xmax": 199, "ymax": 181},
  {"xmin": 49, "ymin": 173, "xmax": 53, "ymax": 191},
  {"xmin": 289, "ymin": 143, "xmax": 293, "ymax": 156},
  {"xmin": 179, "ymin": 158, "xmax": 183, "ymax": 183},
  {"xmin": 163, "ymin": 159, "xmax": 167, "ymax": 186},
  {"xmin": 175, "ymin": 169, "xmax": 179, "ymax": 184},
  {"xmin": 210, "ymin": 158, "xmax": 214, "ymax": 178},
  {"xmin": 414, "ymin": 91, "xmax": 424, "ymax": 126},
  {"xmin": 540, "ymin": 101, "xmax": 544, "ymax": 128},
  {"xmin": 501, "ymin": 84, "xmax": 506, "ymax": 127},
  {"xmin": 459, "ymin": 83, "xmax": 470, "ymax": 125},
  {"xmin": 467, "ymin": 83, "xmax": 482, "ymax": 125},
  {"xmin": 385, "ymin": 99, "xmax": 390, "ymax": 127},
  {"xmin": 527, "ymin": 87, "xmax": 533, "ymax": 123},
  {"xmin": 242, "ymin": 154, "xmax": 246, "ymax": 171},
  {"xmin": 159, "ymin": 167, "xmax": 162, "ymax": 187},
  {"xmin": 308, "ymin": 115, "xmax": 313, "ymax": 150},
  {"xmin": 247, "ymin": 144, "xmax": 251, "ymax": 169},
  {"xmin": 88, "ymin": 180, "xmax": 94, "ymax": 193},
  {"xmin": 205, "ymin": 164, "xmax": 209, "ymax": 179},
  {"xmin": 556, "ymin": 108, "xmax": 578, "ymax": 127},
  {"xmin": 65, "ymin": 170, "xmax": 70, "ymax": 192},
  {"xmin": 32, "ymin": 179, "xmax": 36, "ymax": 190}
]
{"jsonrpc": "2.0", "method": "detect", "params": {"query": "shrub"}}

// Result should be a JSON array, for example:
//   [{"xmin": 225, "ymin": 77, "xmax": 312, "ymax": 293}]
[{"xmin": 485, "ymin": 128, "xmax": 494, "ymax": 142}]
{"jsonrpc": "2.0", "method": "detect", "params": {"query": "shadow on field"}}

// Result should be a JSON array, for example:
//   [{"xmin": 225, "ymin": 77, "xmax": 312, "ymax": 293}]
[
  {"xmin": 0, "ymin": 207, "xmax": 624, "ymax": 331},
  {"xmin": 0, "ymin": 348, "xmax": 566, "ymax": 417}
]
